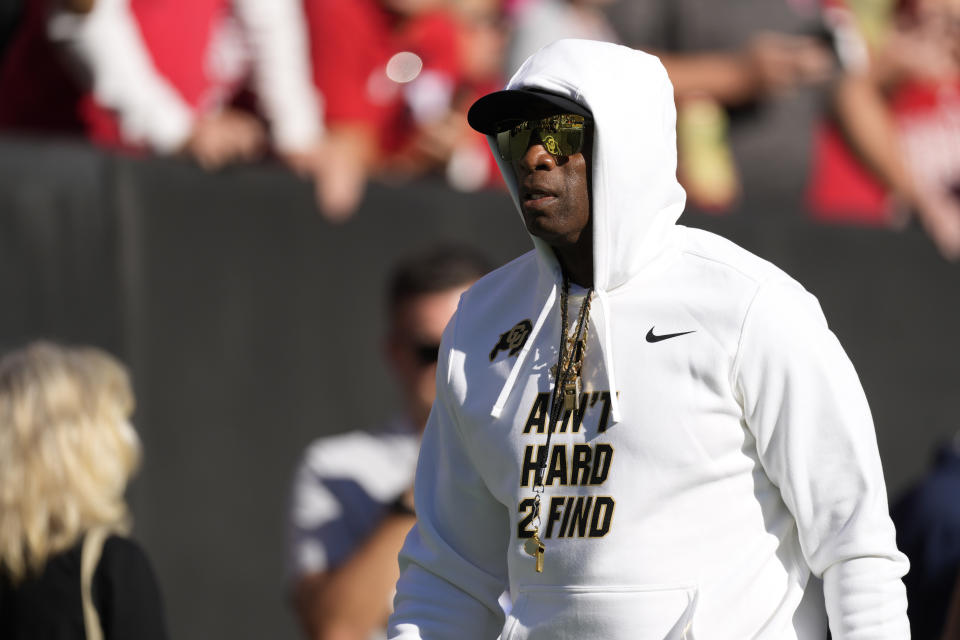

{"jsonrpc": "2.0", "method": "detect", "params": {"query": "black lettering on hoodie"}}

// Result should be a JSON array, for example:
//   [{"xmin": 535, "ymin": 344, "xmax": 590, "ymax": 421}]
[
  {"xmin": 589, "ymin": 497, "xmax": 615, "ymax": 537},
  {"xmin": 596, "ymin": 392, "xmax": 612, "ymax": 432},
  {"xmin": 571, "ymin": 444, "xmax": 592, "ymax": 485},
  {"xmin": 523, "ymin": 392, "xmax": 551, "ymax": 434},
  {"xmin": 545, "ymin": 445, "xmax": 568, "ymax": 486},
  {"xmin": 520, "ymin": 445, "xmax": 547, "ymax": 487},
  {"xmin": 544, "ymin": 496, "xmax": 566, "ymax": 538},
  {"xmin": 589, "ymin": 444, "xmax": 613, "ymax": 485},
  {"xmin": 517, "ymin": 498, "xmax": 537, "ymax": 538},
  {"xmin": 566, "ymin": 496, "xmax": 594, "ymax": 537},
  {"xmin": 559, "ymin": 395, "xmax": 589, "ymax": 433}
]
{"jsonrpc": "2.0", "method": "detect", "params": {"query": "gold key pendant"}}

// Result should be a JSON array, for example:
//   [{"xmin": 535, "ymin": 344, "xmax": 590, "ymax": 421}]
[
  {"xmin": 563, "ymin": 377, "xmax": 581, "ymax": 411},
  {"xmin": 523, "ymin": 532, "xmax": 545, "ymax": 573}
]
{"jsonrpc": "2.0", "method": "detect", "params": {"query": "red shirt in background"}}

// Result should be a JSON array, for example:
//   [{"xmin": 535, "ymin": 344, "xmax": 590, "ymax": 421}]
[
  {"xmin": 0, "ymin": 0, "xmax": 232, "ymax": 150},
  {"xmin": 81, "ymin": 0, "xmax": 231, "ymax": 149},
  {"xmin": 808, "ymin": 79, "xmax": 960, "ymax": 225},
  {"xmin": 303, "ymin": 0, "xmax": 461, "ymax": 155}
]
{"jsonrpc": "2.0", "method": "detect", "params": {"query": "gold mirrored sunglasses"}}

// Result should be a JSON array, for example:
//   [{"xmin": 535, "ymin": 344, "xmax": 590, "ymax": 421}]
[{"xmin": 495, "ymin": 114, "xmax": 587, "ymax": 161}]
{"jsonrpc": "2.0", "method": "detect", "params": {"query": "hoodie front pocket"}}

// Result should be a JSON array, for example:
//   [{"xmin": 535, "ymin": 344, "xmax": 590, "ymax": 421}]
[{"xmin": 501, "ymin": 583, "xmax": 698, "ymax": 640}]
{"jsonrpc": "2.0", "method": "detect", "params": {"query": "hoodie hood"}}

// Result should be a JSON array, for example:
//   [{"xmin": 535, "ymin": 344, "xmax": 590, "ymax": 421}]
[
  {"xmin": 492, "ymin": 39, "xmax": 686, "ymax": 292},
  {"xmin": 486, "ymin": 40, "xmax": 686, "ymax": 422}
]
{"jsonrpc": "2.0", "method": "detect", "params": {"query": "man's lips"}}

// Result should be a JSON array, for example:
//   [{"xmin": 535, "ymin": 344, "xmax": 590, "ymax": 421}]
[{"xmin": 520, "ymin": 185, "xmax": 558, "ymax": 207}]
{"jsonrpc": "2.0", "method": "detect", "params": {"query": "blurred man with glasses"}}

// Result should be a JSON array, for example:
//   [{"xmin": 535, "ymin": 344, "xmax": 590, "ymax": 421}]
[{"xmin": 286, "ymin": 246, "xmax": 488, "ymax": 640}]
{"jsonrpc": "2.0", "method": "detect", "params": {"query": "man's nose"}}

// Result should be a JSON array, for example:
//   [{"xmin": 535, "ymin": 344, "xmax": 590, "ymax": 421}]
[{"xmin": 517, "ymin": 132, "xmax": 556, "ymax": 171}]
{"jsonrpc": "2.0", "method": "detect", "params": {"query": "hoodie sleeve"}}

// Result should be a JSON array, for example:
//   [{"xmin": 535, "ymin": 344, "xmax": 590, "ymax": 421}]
[
  {"xmin": 388, "ymin": 312, "xmax": 509, "ymax": 640},
  {"xmin": 733, "ymin": 278, "xmax": 910, "ymax": 640}
]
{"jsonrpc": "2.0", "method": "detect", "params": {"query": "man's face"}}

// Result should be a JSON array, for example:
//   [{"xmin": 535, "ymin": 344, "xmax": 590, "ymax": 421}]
[
  {"xmin": 509, "ymin": 116, "xmax": 592, "ymax": 249},
  {"xmin": 386, "ymin": 286, "xmax": 468, "ymax": 425}
]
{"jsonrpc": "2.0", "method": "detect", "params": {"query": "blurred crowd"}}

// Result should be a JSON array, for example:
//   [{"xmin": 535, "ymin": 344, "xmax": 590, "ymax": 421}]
[{"xmin": 1, "ymin": 0, "xmax": 959, "ymax": 257}]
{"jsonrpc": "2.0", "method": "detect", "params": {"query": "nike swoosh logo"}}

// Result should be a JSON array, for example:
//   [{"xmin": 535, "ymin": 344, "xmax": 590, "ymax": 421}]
[{"xmin": 646, "ymin": 327, "xmax": 696, "ymax": 343}]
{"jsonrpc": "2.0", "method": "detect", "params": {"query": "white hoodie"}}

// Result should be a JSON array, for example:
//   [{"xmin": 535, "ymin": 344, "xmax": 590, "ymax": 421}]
[{"xmin": 388, "ymin": 40, "xmax": 909, "ymax": 640}]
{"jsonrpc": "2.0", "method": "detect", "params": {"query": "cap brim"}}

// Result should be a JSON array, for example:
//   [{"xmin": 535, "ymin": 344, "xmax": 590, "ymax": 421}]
[{"xmin": 467, "ymin": 89, "xmax": 592, "ymax": 135}]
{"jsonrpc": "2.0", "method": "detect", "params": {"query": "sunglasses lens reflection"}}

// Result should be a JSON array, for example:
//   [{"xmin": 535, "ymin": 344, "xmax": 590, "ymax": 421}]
[{"xmin": 496, "ymin": 114, "xmax": 586, "ymax": 161}]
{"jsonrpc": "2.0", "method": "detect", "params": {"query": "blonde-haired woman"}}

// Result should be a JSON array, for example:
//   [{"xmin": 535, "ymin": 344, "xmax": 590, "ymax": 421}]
[{"xmin": 0, "ymin": 341, "xmax": 168, "ymax": 639}]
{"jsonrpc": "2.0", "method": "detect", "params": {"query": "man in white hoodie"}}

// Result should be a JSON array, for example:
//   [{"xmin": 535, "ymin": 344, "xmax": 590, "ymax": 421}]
[{"xmin": 388, "ymin": 39, "xmax": 909, "ymax": 639}]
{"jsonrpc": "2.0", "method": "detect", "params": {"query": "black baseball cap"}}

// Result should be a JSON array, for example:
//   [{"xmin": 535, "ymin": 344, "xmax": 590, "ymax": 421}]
[{"xmin": 467, "ymin": 88, "xmax": 592, "ymax": 135}]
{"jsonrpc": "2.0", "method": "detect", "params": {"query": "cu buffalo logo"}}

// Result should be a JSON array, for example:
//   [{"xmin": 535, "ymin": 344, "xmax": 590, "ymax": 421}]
[
  {"xmin": 541, "ymin": 133, "xmax": 560, "ymax": 156},
  {"xmin": 489, "ymin": 319, "xmax": 533, "ymax": 361}
]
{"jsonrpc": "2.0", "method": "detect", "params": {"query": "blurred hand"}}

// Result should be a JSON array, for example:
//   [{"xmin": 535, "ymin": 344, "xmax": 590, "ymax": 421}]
[
  {"xmin": 308, "ymin": 128, "xmax": 375, "ymax": 223},
  {"xmin": 278, "ymin": 133, "xmax": 368, "ymax": 223},
  {"xmin": 184, "ymin": 108, "xmax": 267, "ymax": 171},
  {"xmin": 742, "ymin": 32, "xmax": 834, "ymax": 96},
  {"xmin": 279, "ymin": 139, "xmax": 324, "ymax": 179},
  {"xmin": 914, "ymin": 186, "xmax": 960, "ymax": 261}
]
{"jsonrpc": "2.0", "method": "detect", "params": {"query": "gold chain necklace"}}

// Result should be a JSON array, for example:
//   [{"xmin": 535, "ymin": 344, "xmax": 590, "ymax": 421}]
[
  {"xmin": 524, "ymin": 275, "xmax": 594, "ymax": 572},
  {"xmin": 553, "ymin": 282, "xmax": 593, "ymax": 411}
]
